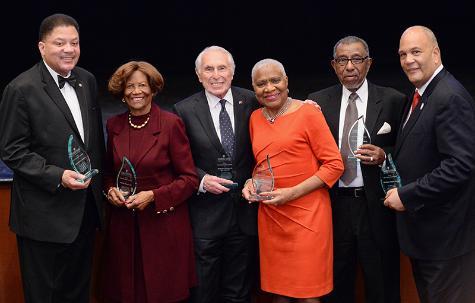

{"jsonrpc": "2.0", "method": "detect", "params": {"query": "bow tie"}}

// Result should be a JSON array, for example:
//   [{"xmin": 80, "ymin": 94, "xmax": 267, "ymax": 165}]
[{"xmin": 58, "ymin": 74, "xmax": 77, "ymax": 89}]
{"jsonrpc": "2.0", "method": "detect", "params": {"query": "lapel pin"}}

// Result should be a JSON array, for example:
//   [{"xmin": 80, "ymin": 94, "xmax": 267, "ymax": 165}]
[
  {"xmin": 78, "ymin": 83, "xmax": 82, "ymax": 88},
  {"xmin": 238, "ymin": 100, "xmax": 243, "ymax": 105}
]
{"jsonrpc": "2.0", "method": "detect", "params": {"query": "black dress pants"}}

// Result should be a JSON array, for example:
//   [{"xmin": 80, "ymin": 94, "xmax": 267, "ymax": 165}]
[
  {"xmin": 324, "ymin": 191, "xmax": 400, "ymax": 303},
  {"xmin": 17, "ymin": 194, "xmax": 99, "ymax": 303},
  {"xmin": 411, "ymin": 248, "xmax": 475, "ymax": 303},
  {"xmin": 189, "ymin": 222, "xmax": 257, "ymax": 303}
]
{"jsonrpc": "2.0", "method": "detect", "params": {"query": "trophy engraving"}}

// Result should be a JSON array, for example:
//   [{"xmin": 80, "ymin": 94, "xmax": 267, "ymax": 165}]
[
  {"xmin": 116, "ymin": 156, "xmax": 137, "ymax": 199},
  {"xmin": 67, "ymin": 134, "xmax": 99, "ymax": 182},
  {"xmin": 347, "ymin": 115, "xmax": 371, "ymax": 160},
  {"xmin": 380, "ymin": 153, "xmax": 402, "ymax": 194},
  {"xmin": 250, "ymin": 155, "xmax": 274, "ymax": 201}
]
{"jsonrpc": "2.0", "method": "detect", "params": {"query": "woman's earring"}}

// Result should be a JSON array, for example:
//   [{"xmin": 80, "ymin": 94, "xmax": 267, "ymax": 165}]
[{"xmin": 121, "ymin": 98, "xmax": 126, "ymax": 103}]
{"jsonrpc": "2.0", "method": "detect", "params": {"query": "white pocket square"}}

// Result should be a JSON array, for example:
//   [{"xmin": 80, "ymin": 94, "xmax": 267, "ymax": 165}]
[{"xmin": 377, "ymin": 122, "xmax": 391, "ymax": 135}]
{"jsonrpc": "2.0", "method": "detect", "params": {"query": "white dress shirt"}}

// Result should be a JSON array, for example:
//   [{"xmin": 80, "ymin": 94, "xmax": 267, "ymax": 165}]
[
  {"xmin": 44, "ymin": 61, "xmax": 84, "ymax": 142},
  {"xmin": 198, "ymin": 89, "xmax": 235, "ymax": 193},
  {"xmin": 338, "ymin": 79, "xmax": 369, "ymax": 187}
]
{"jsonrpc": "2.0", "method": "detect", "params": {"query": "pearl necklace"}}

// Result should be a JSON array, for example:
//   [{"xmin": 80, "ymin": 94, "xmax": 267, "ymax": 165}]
[
  {"xmin": 263, "ymin": 97, "xmax": 292, "ymax": 123},
  {"xmin": 128, "ymin": 113, "xmax": 150, "ymax": 129}
]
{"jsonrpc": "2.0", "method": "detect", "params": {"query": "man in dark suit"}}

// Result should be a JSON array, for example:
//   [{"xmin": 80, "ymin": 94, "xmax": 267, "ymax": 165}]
[
  {"xmin": 384, "ymin": 26, "xmax": 475, "ymax": 303},
  {"xmin": 173, "ymin": 46, "xmax": 258, "ymax": 303},
  {"xmin": 308, "ymin": 36, "xmax": 405, "ymax": 303},
  {"xmin": 0, "ymin": 14, "xmax": 104, "ymax": 303}
]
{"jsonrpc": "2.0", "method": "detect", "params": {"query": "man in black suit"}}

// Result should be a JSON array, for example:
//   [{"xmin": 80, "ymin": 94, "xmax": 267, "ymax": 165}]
[
  {"xmin": 385, "ymin": 26, "xmax": 475, "ymax": 303},
  {"xmin": 0, "ymin": 14, "xmax": 104, "ymax": 303},
  {"xmin": 173, "ymin": 46, "xmax": 258, "ymax": 303},
  {"xmin": 308, "ymin": 36, "xmax": 405, "ymax": 303}
]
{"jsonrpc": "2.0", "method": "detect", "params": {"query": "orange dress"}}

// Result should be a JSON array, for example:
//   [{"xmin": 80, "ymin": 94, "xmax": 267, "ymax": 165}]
[{"xmin": 250, "ymin": 103, "xmax": 344, "ymax": 298}]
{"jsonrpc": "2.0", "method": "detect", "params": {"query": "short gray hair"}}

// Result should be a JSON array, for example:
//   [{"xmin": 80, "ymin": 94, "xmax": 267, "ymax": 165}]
[
  {"xmin": 195, "ymin": 46, "xmax": 235, "ymax": 74},
  {"xmin": 333, "ymin": 36, "xmax": 370, "ymax": 58},
  {"xmin": 251, "ymin": 58, "xmax": 286, "ymax": 81}
]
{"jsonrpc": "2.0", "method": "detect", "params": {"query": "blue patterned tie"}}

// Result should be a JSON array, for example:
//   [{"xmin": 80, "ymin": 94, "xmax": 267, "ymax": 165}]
[{"xmin": 219, "ymin": 99, "xmax": 234, "ymax": 158}]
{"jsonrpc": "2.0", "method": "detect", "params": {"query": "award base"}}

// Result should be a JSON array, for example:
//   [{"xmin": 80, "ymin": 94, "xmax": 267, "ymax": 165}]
[
  {"xmin": 221, "ymin": 182, "xmax": 239, "ymax": 189},
  {"xmin": 77, "ymin": 168, "xmax": 99, "ymax": 183},
  {"xmin": 249, "ymin": 193, "xmax": 273, "ymax": 201}
]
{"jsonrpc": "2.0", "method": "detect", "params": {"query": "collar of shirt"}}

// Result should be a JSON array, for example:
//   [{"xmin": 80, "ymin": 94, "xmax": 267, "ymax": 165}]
[
  {"xmin": 417, "ymin": 64, "xmax": 443, "ymax": 96},
  {"xmin": 342, "ymin": 78, "xmax": 369, "ymax": 107},
  {"xmin": 338, "ymin": 79, "xmax": 369, "ymax": 188},
  {"xmin": 43, "ymin": 60, "xmax": 72, "ymax": 89},
  {"xmin": 205, "ymin": 89, "xmax": 234, "ymax": 109},
  {"xmin": 204, "ymin": 89, "xmax": 235, "ymax": 139}
]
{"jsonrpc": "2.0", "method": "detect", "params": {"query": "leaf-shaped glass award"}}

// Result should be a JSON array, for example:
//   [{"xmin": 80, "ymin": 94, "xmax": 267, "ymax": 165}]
[
  {"xmin": 250, "ymin": 155, "xmax": 274, "ymax": 201},
  {"xmin": 67, "ymin": 134, "xmax": 99, "ymax": 182},
  {"xmin": 116, "ymin": 156, "xmax": 137, "ymax": 199},
  {"xmin": 380, "ymin": 153, "xmax": 402, "ymax": 194},
  {"xmin": 347, "ymin": 115, "xmax": 372, "ymax": 160}
]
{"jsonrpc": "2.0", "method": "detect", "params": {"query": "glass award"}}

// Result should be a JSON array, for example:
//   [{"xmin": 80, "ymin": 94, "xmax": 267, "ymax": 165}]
[
  {"xmin": 67, "ymin": 134, "xmax": 99, "ymax": 182},
  {"xmin": 347, "ymin": 115, "xmax": 371, "ymax": 160},
  {"xmin": 250, "ymin": 155, "xmax": 274, "ymax": 201},
  {"xmin": 116, "ymin": 156, "xmax": 137, "ymax": 199},
  {"xmin": 217, "ymin": 155, "xmax": 238, "ymax": 189},
  {"xmin": 380, "ymin": 153, "xmax": 402, "ymax": 194}
]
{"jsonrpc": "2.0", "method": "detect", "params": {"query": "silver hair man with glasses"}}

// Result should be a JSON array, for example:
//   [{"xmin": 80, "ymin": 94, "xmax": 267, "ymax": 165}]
[
  {"xmin": 308, "ymin": 35, "xmax": 406, "ymax": 303},
  {"xmin": 174, "ymin": 46, "xmax": 258, "ymax": 303}
]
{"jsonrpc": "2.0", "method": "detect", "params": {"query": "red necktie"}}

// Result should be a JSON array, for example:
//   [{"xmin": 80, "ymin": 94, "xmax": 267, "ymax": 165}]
[{"xmin": 411, "ymin": 91, "xmax": 421, "ymax": 111}]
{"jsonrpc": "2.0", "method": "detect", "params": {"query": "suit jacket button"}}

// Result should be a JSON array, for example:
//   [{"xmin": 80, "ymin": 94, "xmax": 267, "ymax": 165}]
[
  {"xmin": 170, "ymin": 206, "xmax": 175, "ymax": 212},
  {"xmin": 163, "ymin": 209, "xmax": 168, "ymax": 214},
  {"xmin": 156, "ymin": 211, "xmax": 161, "ymax": 214}
]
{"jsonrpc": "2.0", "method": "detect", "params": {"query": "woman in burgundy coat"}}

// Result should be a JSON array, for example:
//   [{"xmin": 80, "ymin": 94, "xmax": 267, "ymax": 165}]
[{"xmin": 102, "ymin": 61, "xmax": 198, "ymax": 302}]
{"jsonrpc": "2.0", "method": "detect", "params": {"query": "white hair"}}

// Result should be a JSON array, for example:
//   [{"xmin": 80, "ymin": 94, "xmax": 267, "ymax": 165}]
[
  {"xmin": 195, "ymin": 45, "xmax": 235, "ymax": 74},
  {"xmin": 251, "ymin": 58, "xmax": 286, "ymax": 81}
]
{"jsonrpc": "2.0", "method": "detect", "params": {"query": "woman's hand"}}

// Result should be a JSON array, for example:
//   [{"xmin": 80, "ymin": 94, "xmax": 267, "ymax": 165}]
[
  {"xmin": 242, "ymin": 179, "xmax": 258, "ymax": 203},
  {"xmin": 125, "ymin": 190, "xmax": 155, "ymax": 211},
  {"xmin": 107, "ymin": 187, "xmax": 127, "ymax": 207},
  {"xmin": 260, "ymin": 187, "xmax": 296, "ymax": 206}
]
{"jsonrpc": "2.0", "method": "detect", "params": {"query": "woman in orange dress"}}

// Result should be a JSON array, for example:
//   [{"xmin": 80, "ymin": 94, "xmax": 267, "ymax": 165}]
[{"xmin": 242, "ymin": 59, "xmax": 344, "ymax": 303}]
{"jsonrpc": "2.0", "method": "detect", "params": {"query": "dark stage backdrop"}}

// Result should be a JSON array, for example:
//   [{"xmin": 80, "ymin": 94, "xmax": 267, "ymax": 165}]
[{"xmin": 1, "ymin": 1, "xmax": 473, "ymax": 117}]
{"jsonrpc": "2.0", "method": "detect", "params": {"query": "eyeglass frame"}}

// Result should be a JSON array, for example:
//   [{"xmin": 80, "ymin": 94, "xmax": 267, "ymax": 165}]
[{"xmin": 333, "ymin": 56, "xmax": 370, "ymax": 66}]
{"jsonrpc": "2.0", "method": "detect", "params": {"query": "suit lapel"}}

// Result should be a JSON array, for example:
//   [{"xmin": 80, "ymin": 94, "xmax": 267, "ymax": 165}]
[
  {"xmin": 193, "ymin": 92, "xmax": 226, "ymax": 156},
  {"xmin": 112, "ymin": 105, "xmax": 161, "ymax": 170},
  {"xmin": 112, "ymin": 113, "xmax": 129, "ymax": 165},
  {"xmin": 395, "ymin": 68, "xmax": 447, "ymax": 156},
  {"xmin": 72, "ymin": 69, "xmax": 90, "ymax": 147},
  {"xmin": 40, "ymin": 62, "xmax": 83, "ymax": 143},
  {"xmin": 232, "ymin": 87, "xmax": 248, "ymax": 159},
  {"xmin": 365, "ymin": 82, "xmax": 382, "ymax": 137},
  {"xmin": 321, "ymin": 86, "xmax": 342, "ymax": 143},
  {"xmin": 134, "ymin": 104, "xmax": 160, "ymax": 168}
]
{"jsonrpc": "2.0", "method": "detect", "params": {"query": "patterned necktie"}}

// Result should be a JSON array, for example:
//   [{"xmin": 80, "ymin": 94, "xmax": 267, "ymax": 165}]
[
  {"xmin": 219, "ymin": 99, "xmax": 234, "ymax": 158},
  {"xmin": 340, "ymin": 92, "xmax": 359, "ymax": 185},
  {"xmin": 58, "ymin": 74, "xmax": 77, "ymax": 89},
  {"xmin": 411, "ymin": 91, "xmax": 421, "ymax": 111}
]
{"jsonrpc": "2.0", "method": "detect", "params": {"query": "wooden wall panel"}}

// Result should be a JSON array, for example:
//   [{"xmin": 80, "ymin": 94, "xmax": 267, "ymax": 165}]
[{"xmin": 0, "ymin": 184, "xmax": 420, "ymax": 302}]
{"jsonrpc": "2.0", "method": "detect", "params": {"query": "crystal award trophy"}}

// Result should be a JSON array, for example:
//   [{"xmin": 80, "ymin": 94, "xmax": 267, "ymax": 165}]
[
  {"xmin": 67, "ymin": 134, "xmax": 99, "ymax": 182},
  {"xmin": 116, "ymin": 156, "xmax": 137, "ymax": 199},
  {"xmin": 217, "ymin": 155, "xmax": 238, "ymax": 189},
  {"xmin": 347, "ymin": 115, "xmax": 372, "ymax": 160},
  {"xmin": 250, "ymin": 155, "xmax": 274, "ymax": 201},
  {"xmin": 380, "ymin": 153, "xmax": 402, "ymax": 194}
]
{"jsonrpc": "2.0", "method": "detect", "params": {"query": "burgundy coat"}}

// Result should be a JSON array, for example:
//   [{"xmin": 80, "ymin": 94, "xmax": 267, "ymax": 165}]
[{"xmin": 102, "ymin": 103, "xmax": 198, "ymax": 302}]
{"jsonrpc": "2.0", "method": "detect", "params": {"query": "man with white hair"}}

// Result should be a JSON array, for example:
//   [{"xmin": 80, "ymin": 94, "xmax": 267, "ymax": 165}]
[{"xmin": 174, "ymin": 46, "xmax": 258, "ymax": 303}]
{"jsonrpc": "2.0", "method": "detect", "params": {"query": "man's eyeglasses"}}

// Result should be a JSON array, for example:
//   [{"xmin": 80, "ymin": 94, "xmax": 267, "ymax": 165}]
[{"xmin": 334, "ymin": 56, "xmax": 369, "ymax": 66}]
